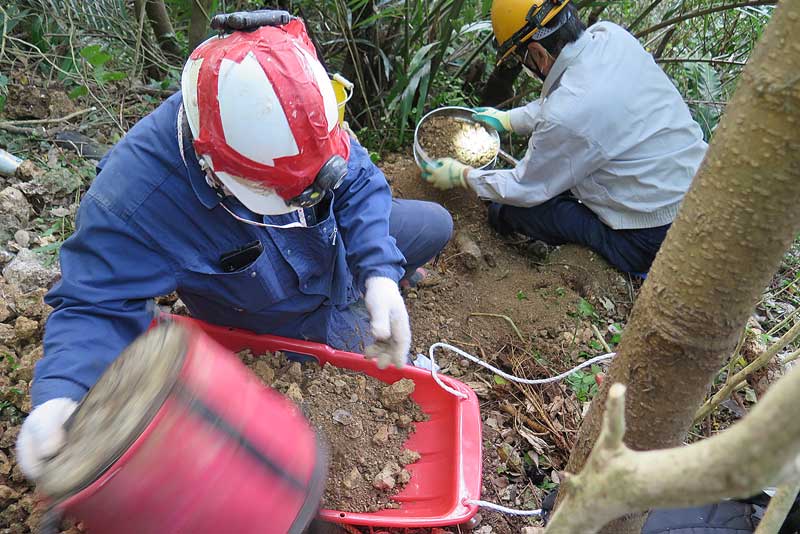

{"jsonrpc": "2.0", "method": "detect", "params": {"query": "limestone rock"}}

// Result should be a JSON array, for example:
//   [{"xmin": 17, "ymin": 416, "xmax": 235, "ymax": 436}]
[
  {"xmin": 285, "ymin": 382, "xmax": 304, "ymax": 404},
  {"xmin": 2, "ymin": 249, "xmax": 60, "ymax": 292},
  {"xmin": 381, "ymin": 378, "xmax": 415, "ymax": 407},
  {"xmin": 0, "ymin": 449, "xmax": 10, "ymax": 475},
  {"xmin": 0, "ymin": 323, "xmax": 13, "ymax": 345},
  {"xmin": 13, "ymin": 230, "xmax": 30, "ymax": 248},
  {"xmin": 0, "ymin": 188, "xmax": 31, "ymax": 243},
  {"xmin": 0, "ymin": 424, "xmax": 19, "ymax": 448},
  {"xmin": 397, "ymin": 468, "xmax": 411, "ymax": 484},
  {"xmin": 15, "ymin": 345, "xmax": 42, "ymax": 382},
  {"xmin": 14, "ymin": 316, "xmax": 38, "ymax": 342},
  {"xmin": 399, "ymin": 448, "xmax": 421, "ymax": 466},
  {"xmin": 343, "ymin": 467, "xmax": 362, "ymax": 489},
  {"xmin": 0, "ymin": 485, "xmax": 18, "ymax": 506},
  {"xmin": 332, "ymin": 409, "xmax": 353, "ymax": 425},
  {"xmin": 372, "ymin": 461, "xmax": 402, "ymax": 491},
  {"xmin": 372, "ymin": 424, "xmax": 390, "ymax": 445},
  {"xmin": 14, "ymin": 288, "xmax": 49, "ymax": 320}
]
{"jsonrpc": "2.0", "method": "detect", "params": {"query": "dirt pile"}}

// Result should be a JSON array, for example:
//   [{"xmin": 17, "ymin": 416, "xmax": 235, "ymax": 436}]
[
  {"xmin": 0, "ymin": 278, "xmax": 55, "ymax": 532},
  {"xmin": 238, "ymin": 350, "xmax": 426, "ymax": 513},
  {"xmin": 417, "ymin": 116, "xmax": 498, "ymax": 167}
]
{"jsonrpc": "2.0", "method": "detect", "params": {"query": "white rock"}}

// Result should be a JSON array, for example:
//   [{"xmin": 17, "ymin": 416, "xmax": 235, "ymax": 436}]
[
  {"xmin": 13, "ymin": 230, "xmax": 30, "ymax": 248},
  {"xmin": 0, "ymin": 188, "xmax": 31, "ymax": 243},
  {"xmin": 2, "ymin": 248, "xmax": 60, "ymax": 292}
]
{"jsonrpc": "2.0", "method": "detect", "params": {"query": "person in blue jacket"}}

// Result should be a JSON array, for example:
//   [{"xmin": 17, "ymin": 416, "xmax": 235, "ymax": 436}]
[{"xmin": 16, "ymin": 18, "xmax": 452, "ymax": 480}]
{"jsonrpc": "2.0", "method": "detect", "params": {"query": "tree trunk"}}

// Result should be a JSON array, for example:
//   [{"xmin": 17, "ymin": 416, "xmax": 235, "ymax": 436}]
[
  {"xmin": 480, "ymin": 62, "xmax": 522, "ymax": 107},
  {"xmin": 562, "ymin": 2, "xmax": 800, "ymax": 532},
  {"xmin": 188, "ymin": 0, "xmax": 214, "ymax": 51},
  {"xmin": 134, "ymin": 0, "xmax": 183, "ymax": 61}
]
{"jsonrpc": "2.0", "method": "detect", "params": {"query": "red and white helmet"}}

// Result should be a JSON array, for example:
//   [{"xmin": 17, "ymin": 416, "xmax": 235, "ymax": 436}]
[{"xmin": 181, "ymin": 18, "xmax": 350, "ymax": 215}]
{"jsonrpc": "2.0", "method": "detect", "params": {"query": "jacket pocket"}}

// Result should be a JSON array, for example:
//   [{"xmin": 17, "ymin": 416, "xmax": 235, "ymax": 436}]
[
  {"xmin": 270, "ymin": 200, "xmax": 353, "ymax": 306},
  {"xmin": 182, "ymin": 245, "xmax": 293, "ymax": 313}
]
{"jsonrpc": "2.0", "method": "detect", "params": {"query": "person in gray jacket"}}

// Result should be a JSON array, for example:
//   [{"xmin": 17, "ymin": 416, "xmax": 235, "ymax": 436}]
[{"xmin": 420, "ymin": 0, "xmax": 708, "ymax": 274}]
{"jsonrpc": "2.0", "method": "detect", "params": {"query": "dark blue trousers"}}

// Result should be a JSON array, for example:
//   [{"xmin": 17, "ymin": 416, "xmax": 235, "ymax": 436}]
[
  {"xmin": 390, "ymin": 199, "xmax": 453, "ymax": 279},
  {"xmin": 489, "ymin": 195, "xmax": 670, "ymax": 274}
]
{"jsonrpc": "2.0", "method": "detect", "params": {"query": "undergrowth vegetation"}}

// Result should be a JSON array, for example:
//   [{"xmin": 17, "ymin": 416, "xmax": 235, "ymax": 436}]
[{"xmin": 1, "ymin": 0, "xmax": 773, "ymax": 149}]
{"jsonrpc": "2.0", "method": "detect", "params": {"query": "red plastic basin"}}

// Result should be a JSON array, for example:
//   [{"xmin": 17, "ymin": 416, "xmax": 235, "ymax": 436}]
[{"xmin": 173, "ymin": 315, "xmax": 482, "ymax": 528}]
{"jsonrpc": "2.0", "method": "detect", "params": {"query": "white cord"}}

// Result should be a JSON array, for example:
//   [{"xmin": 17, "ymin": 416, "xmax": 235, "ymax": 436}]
[
  {"xmin": 427, "ymin": 342, "xmax": 616, "ymax": 399},
  {"xmin": 466, "ymin": 499, "xmax": 543, "ymax": 516}
]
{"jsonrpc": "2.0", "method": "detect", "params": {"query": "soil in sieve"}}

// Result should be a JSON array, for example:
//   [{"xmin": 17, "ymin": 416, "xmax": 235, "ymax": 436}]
[
  {"xmin": 238, "ymin": 350, "xmax": 427, "ymax": 513},
  {"xmin": 417, "ymin": 115, "xmax": 498, "ymax": 167}
]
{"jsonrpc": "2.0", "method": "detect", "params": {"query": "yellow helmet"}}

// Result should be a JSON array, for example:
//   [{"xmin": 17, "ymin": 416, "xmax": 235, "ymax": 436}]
[{"xmin": 491, "ymin": 0, "xmax": 571, "ymax": 65}]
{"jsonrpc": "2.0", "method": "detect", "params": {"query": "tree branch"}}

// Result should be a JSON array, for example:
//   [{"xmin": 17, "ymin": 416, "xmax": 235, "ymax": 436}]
[
  {"xmin": 635, "ymin": 0, "xmax": 777, "ymax": 38},
  {"xmin": 1, "ymin": 108, "xmax": 95, "ymax": 125},
  {"xmin": 546, "ymin": 366, "xmax": 800, "ymax": 533},
  {"xmin": 628, "ymin": 0, "xmax": 666, "ymax": 31},
  {"xmin": 694, "ymin": 319, "xmax": 800, "ymax": 423},
  {"xmin": 754, "ymin": 481, "xmax": 800, "ymax": 534}
]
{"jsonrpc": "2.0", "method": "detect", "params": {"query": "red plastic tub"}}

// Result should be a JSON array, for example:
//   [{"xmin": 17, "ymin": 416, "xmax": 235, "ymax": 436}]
[
  {"xmin": 175, "ymin": 315, "xmax": 483, "ymax": 528},
  {"xmin": 45, "ymin": 319, "xmax": 325, "ymax": 534}
]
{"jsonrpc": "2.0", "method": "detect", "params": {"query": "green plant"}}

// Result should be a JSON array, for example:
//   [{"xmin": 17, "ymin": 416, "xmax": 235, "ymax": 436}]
[
  {"xmin": 537, "ymin": 476, "xmax": 558, "ymax": 492},
  {"xmin": 68, "ymin": 44, "xmax": 128, "ymax": 99},
  {"xmin": 516, "ymin": 289, "xmax": 528, "ymax": 300},
  {"xmin": 566, "ymin": 364, "xmax": 602, "ymax": 402},
  {"xmin": 32, "ymin": 215, "xmax": 75, "ymax": 264},
  {"xmin": 609, "ymin": 323, "xmax": 623, "ymax": 346}
]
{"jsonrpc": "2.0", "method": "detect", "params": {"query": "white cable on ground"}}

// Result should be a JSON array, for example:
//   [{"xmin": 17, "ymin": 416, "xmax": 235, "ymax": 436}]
[
  {"xmin": 427, "ymin": 341, "xmax": 616, "ymax": 399},
  {"xmin": 425, "ymin": 342, "xmax": 616, "ymax": 517},
  {"xmin": 466, "ymin": 499, "xmax": 543, "ymax": 516}
]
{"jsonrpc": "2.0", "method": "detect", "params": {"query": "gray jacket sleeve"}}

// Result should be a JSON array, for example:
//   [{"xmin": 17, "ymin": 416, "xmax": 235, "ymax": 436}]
[
  {"xmin": 508, "ymin": 99, "xmax": 543, "ymax": 136},
  {"xmin": 465, "ymin": 116, "xmax": 606, "ymax": 207}
]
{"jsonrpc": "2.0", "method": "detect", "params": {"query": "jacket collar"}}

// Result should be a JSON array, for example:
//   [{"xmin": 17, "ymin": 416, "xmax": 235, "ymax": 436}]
[
  {"xmin": 177, "ymin": 104, "xmax": 223, "ymax": 210},
  {"xmin": 542, "ymin": 29, "xmax": 593, "ymax": 97}
]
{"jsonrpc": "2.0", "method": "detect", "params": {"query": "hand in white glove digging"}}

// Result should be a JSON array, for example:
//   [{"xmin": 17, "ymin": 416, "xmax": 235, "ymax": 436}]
[
  {"xmin": 17, "ymin": 397, "xmax": 78, "ymax": 480},
  {"xmin": 364, "ymin": 276, "xmax": 411, "ymax": 369}
]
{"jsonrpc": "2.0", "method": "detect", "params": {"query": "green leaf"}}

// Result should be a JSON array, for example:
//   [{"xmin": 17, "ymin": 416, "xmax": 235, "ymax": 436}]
[
  {"xmin": 79, "ymin": 44, "xmax": 101, "ymax": 59},
  {"xmin": 32, "ymin": 242, "xmax": 63, "ymax": 254},
  {"xmin": 80, "ymin": 45, "xmax": 111, "ymax": 67},
  {"xmin": 516, "ymin": 290, "xmax": 528, "ymax": 301},
  {"xmin": 29, "ymin": 15, "xmax": 49, "ymax": 52},
  {"xmin": 68, "ymin": 85, "xmax": 89, "ymax": 99},
  {"xmin": 58, "ymin": 57, "xmax": 77, "ymax": 79},
  {"xmin": 493, "ymin": 375, "xmax": 508, "ymax": 385},
  {"xmin": 578, "ymin": 298, "xmax": 597, "ymax": 318},
  {"xmin": 98, "ymin": 71, "xmax": 127, "ymax": 83}
]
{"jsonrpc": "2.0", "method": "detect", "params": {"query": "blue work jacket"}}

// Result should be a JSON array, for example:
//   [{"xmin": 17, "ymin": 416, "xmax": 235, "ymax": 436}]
[{"xmin": 33, "ymin": 93, "xmax": 405, "ymax": 407}]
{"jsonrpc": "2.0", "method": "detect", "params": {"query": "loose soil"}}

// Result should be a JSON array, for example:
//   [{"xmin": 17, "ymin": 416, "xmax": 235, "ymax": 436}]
[
  {"xmin": 417, "ymin": 116, "xmax": 499, "ymax": 167},
  {"xmin": 7, "ymin": 76, "xmax": 793, "ymax": 533},
  {"xmin": 238, "ymin": 349, "xmax": 426, "ymax": 513}
]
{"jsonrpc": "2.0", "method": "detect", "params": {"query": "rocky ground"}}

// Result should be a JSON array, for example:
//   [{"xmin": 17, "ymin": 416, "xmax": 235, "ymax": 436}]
[{"xmin": 1, "ymin": 76, "xmax": 798, "ymax": 534}]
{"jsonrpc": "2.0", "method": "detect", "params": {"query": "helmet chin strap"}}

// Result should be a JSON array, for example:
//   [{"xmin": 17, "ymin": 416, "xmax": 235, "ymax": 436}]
[{"xmin": 177, "ymin": 104, "xmax": 308, "ymax": 230}]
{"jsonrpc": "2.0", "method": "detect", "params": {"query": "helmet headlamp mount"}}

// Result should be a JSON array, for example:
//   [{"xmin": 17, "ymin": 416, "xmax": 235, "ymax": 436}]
[{"xmin": 287, "ymin": 156, "xmax": 348, "ymax": 209}]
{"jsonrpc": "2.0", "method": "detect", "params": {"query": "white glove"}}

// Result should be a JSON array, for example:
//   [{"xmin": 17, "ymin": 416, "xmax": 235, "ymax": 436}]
[
  {"xmin": 17, "ymin": 397, "xmax": 78, "ymax": 480},
  {"xmin": 364, "ymin": 276, "xmax": 411, "ymax": 369}
]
